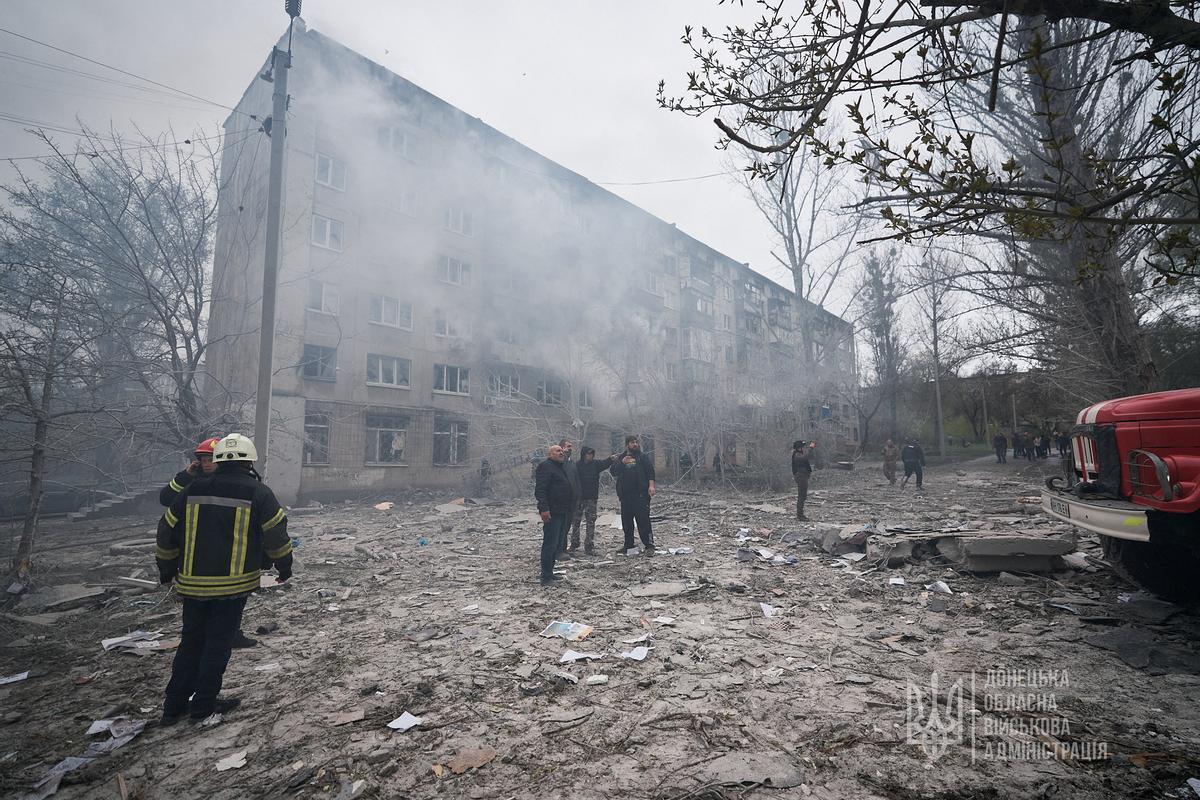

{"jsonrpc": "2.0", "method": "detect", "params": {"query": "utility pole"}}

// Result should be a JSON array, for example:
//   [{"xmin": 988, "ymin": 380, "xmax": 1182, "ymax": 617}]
[
  {"xmin": 981, "ymin": 378, "xmax": 989, "ymax": 439},
  {"xmin": 253, "ymin": 2, "xmax": 300, "ymax": 475},
  {"xmin": 1011, "ymin": 392, "xmax": 1018, "ymax": 431}
]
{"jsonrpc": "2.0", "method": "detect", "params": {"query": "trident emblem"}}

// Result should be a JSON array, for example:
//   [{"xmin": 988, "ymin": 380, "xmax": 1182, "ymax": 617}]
[{"xmin": 907, "ymin": 672, "xmax": 964, "ymax": 760}]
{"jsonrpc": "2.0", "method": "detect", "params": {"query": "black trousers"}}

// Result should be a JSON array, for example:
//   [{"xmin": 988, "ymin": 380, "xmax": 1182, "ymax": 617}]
[
  {"xmin": 541, "ymin": 512, "xmax": 567, "ymax": 580},
  {"xmin": 903, "ymin": 462, "xmax": 924, "ymax": 487},
  {"xmin": 619, "ymin": 494, "xmax": 653, "ymax": 550},
  {"xmin": 164, "ymin": 595, "xmax": 247, "ymax": 717},
  {"xmin": 995, "ymin": 447, "xmax": 1006, "ymax": 463}
]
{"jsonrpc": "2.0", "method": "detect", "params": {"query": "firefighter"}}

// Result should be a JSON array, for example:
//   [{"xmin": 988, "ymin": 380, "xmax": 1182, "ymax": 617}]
[
  {"xmin": 158, "ymin": 436, "xmax": 221, "ymax": 506},
  {"xmin": 155, "ymin": 433, "xmax": 293, "ymax": 724},
  {"xmin": 159, "ymin": 437, "xmax": 258, "ymax": 650}
]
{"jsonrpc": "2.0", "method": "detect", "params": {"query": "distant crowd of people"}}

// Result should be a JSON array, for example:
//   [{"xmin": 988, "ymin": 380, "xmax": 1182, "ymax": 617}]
[{"xmin": 991, "ymin": 430, "xmax": 1070, "ymax": 463}]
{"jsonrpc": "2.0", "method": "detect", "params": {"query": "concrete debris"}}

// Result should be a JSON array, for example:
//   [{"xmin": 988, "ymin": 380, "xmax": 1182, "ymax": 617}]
[
  {"xmin": 935, "ymin": 534, "xmax": 1075, "ymax": 572},
  {"xmin": 387, "ymin": 711, "xmax": 423, "ymax": 731},
  {"xmin": 215, "ymin": 750, "xmax": 248, "ymax": 772},
  {"xmin": 692, "ymin": 752, "xmax": 805, "ymax": 790}
]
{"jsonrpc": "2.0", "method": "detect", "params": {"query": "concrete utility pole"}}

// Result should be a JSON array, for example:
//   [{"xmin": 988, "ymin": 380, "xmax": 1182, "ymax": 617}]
[
  {"xmin": 253, "ymin": 26, "xmax": 295, "ymax": 475},
  {"xmin": 981, "ymin": 379, "xmax": 989, "ymax": 439},
  {"xmin": 1011, "ymin": 392, "xmax": 1018, "ymax": 431}
]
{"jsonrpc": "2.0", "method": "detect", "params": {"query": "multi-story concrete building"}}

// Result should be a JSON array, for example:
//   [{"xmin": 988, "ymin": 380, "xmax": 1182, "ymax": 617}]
[{"xmin": 207, "ymin": 23, "xmax": 857, "ymax": 504}]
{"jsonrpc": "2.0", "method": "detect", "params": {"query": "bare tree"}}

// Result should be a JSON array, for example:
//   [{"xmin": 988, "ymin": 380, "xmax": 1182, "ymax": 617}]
[{"xmin": 907, "ymin": 254, "xmax": 960, "ymax": 456}]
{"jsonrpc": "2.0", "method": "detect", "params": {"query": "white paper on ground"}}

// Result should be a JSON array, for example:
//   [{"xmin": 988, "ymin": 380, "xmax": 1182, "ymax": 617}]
[
  {"xmin": 619, "ymin": 646, "xmax": 650, "ymax": 661},
  {"xmin": 559, "ymin": 649, "xmax": 604, "ymax": 663},
  {"xmin": 215, "ymin": 750, "xmax": 248, "ymax": 771},
  {"xmin": 387, "ymin": 711, "xmax": 423, "ymax": 731},
  {"xmin": 889, "ymin": 576, "xmax": 906, "ymax": 586},
  {"xmin": 652, "ymin": 616, "xmax": 675, "ymax": 625},
  {"xmin": 585, "ymin": 675, "xmax": 609, "ymax": 685},
  {"xmin": 925, "ymin": 581, "xmax": 953, "ymax": 594},
  {"xmin": 0, "ymin": 671, "xmax": 29, "ymax": 685},
  {"xmin": 620, "ymin": 632, "xmax": 652, "ymax": 644},
  {"xmin": 759, "ymin": 602, "xmax": 778, "ymax": 617},
  {"xmin": 539, "ymin": 621, "xmax": 593, "ymax": 641}
]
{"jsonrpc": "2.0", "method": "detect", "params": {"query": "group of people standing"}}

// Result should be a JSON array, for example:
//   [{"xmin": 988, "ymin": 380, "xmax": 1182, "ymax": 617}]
[
  {"xmin": 533, "ymin": 435, "xmax": 656, "ymax": 585},
  {"xmin": 992, "ymin": 430, "xmax": 1070, "ymax": 463}
]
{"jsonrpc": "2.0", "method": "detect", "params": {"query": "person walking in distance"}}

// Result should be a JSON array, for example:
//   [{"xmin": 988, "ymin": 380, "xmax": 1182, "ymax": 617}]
[
  {"xmin": 571, "ymin": 446, "xmax": 615, "ymax": 556},
  {"xmin": 792, "ymin": 440, "xmax": 816, "ymax": 519},
  {"xmin": 610, "ymin": 435, "xmax": 656, "ymax": 555},
  {"xmin": 534, "ymin": 444, "xmax": 573, "ymax": 585},
  {"xmin": 155, "ymin": 434, "xmax": 292, "ymax": 724},
  {"xmin": 900, "ymin": 438, "xmax": 926, "ymax": 489},
  {"xmin": 880, "ymin": 439, "xmax": 899, "ymax": 486},
  {"xmin": 558, "ymin": 439, "xmax": 581, "ymax": 558},
  {"xmin": 992, "ymin": 431, "xmax": 1008, "ymax": 463}
]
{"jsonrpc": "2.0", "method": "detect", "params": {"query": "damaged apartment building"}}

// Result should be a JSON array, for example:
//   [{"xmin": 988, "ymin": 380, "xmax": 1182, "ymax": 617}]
[{"xmin": 205, "ymin": 23, "xmax": 857, "ymax": 505}]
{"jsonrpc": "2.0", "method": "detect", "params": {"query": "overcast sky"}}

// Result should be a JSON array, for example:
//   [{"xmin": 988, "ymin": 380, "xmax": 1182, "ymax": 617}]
[{"xmin": 0, "ymin": 0, "xmax": 823, "ymax": 293}]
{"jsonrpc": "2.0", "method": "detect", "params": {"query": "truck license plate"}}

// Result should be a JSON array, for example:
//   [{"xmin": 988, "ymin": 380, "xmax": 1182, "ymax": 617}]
[{"xmin": 1049, "ymin": 497, "xmax": 1070, "ymax": 518}]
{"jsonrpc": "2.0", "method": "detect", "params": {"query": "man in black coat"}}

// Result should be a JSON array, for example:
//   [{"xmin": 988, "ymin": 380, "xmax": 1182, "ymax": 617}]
[
  {"xmin": 992, "ymin": 432, "xmax": 1008, "ymax": 463},
  {"xmin": 791, "ymin": 440, "xmax": 816, "ymax": 520},
  {"xmin": 534, "ymin": 444, "xmax": 573, "ymax": 585},
  {"xmin": 570, "ymin": 446, "xmax": 615, "ymax": 555},
  {"xmin": 610, "ymin": 435, "xmax": 656, "ymax": 555},
  {"xmin": 901, "ymin": 438, "xmax": 926, "ymax": 489}
]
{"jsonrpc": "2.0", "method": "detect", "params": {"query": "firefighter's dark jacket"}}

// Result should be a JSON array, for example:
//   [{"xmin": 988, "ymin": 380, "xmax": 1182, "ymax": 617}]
[
  {"xmin": 159, "ymin": 469, "xmax": 194, "ymax": 506},
  {"xmin": 155, "ymin": 466, "xmax": 292, "ymax": 599}
]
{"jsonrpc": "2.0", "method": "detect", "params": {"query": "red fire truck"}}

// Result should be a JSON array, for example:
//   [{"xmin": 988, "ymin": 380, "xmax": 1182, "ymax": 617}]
[{"xmin": 1041, "ymin": 388, "xmax": 1200, "ymax": 599}]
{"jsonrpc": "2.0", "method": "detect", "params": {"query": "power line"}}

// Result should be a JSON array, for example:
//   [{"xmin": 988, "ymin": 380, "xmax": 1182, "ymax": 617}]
[
  {"xmin": 0, "ymin": 127, "xmax": 258, "ymax": 163},
  {"xmin": 0, "ymin": 26, "xmax": 256, "ymax": 121},
  {"xmin": 597, "ymin": 171, "xmax": 731, "ymax": 186}
]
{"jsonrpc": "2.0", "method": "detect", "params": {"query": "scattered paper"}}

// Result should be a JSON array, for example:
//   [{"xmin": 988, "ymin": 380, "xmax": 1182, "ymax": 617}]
[
  {"xmin": 843, "ymin": 552, "xmax": 867, "ymax": 562},
  {"xmin": 387, "ymin": 711, "xmax": 423, "ymax": 731},
  {"xmin": 100, "ymin": 630, "xmax": 160, "ymax": 651},
  {"xmin": 215, "ymin": 750, "xmax": 248, "ymax": 772},
  {"xmin": 621, "ymin": 632, "xmax": 652, "ymax": 644},
  {"xmin": 373, "ymin": 501, "xmax": 394, "ymax": 511},
  {"xmin": 554, "ymin": 671, "xmax": 579, "ymax": 684},
  {"xmin": 461, "ymin": 604, "xmax": 479, "ymax": 613},
  {"xmin": 759, "ymin": 602, "xmax": 779, "ymax": 618},
  {"xmin": 667, "ymin": 547, "xmax": 694, "ymax": 555},
  {"xmin": 620, "ymin": 646, "xmax": 650, "ymax": 661},
  {"xmin": 889, "ymin": 577, "xmax": 906, "ymax": 586},
  {"xmin": 539, "ymin": 621, "xmax": 593, "ymax": 641},
  {"xmin": 652, "ymin": 616, "xmax": 676, "ymax": 626},
  {"xmin": 586, "ymin": 675, "xmax": 609, "ymax": 685},
  {"xmin": 0, "ymin": 671, "xmax": 29, "ymax": 685},
  {"xmin": 559, "ymin": 649, "xmax": 604, "ymax": 663},
  {"xmin": 926, "ymin": 581, "xmax": 953, "ymax": 595}
]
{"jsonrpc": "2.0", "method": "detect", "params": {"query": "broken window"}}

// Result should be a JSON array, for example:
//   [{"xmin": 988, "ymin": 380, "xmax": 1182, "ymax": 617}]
[
  {"xmin": 692, "ymin": 295, "xmax": 713, "ymax": 316},
  {"xmin": 434, "ymin": 363, "xmax": 469, "ymax": 395},
  {"xmin": 433, "ymin": 417, "xmax": 468, "ymax": 465},
  {"xmin": 577, "ymin": 386, "xmax": 593, "ymax": 408},
  {"xmin": 434, "ymin": 309, "xmax": 464, "ymax": 338},
  {"xmin": 443, "ymin": 206, "xmax": 474, "ymax": 236},
  {"xmin": 365, "ymin": 412, "xmax": 408, "ymax": 464},
  {"xmin": 488, "ymin": 372, "xmax": 520, "ymax": 397},
  {"xmin": 366, "ymin": 354, "xmax": 410, "ymax": 388},
  {"xmin": 536, "ymin": 379, "xmax": 564, "ymax": 406},
  {"xmin": 377, "ymin": 125, "xmax": 413, "ymax": 159},
  {"xmin": 301, "ymin": 344, "xmax": 337, "ymax": 380},
  {"xmin": 369, "ymin": 294, "xmax": 412, "ymax": 329},
  {"xmin": 306, "ymin": 280, "xmax": 339, "ymax": 315},
  {"xmin": 315, "ymin": 152, "xmax": 346, "ymax": 191},
  {"xmin": 437, "ymin": 255, "xmax": 472, "ymax": 286},
  {"xmin": 303, "ymin": 410, "xmax": 330, "ymax": 465},
  {"xmin": 311, "ymin": 214, "xmax": 344, "ymax": 251},
  {"xmin": 644, "ymin": 272, "xmax": 659, "ymax": 295}
]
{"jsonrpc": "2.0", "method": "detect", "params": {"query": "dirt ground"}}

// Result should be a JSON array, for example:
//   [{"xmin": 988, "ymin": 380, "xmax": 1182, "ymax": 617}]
[{"xmin": 2, "ymin": 454, "xmax": 1199, "ymax": 800}]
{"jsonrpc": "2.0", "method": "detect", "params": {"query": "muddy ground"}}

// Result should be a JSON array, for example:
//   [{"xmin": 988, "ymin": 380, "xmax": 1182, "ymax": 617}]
[{"xmin": 2, "ymin": 454, "xmax": 1199, "ymax": 800}]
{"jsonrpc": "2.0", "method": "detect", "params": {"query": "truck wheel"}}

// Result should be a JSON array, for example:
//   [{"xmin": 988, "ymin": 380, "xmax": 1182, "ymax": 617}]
[{"xmin": 1109, "ymin": 511, "xmax": 1200, "ymax": 603}]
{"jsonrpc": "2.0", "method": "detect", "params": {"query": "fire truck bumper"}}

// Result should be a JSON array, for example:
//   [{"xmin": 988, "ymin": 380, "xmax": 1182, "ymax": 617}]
[{"xmin": 1041, "ymin": 489, "xmax": 1150, "ymax": 542}]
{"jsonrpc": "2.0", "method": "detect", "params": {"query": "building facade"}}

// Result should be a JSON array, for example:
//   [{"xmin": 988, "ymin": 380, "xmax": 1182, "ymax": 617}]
[{"xmin": 206, "ymin": 24, "xmax": 857, "ymax": 504}]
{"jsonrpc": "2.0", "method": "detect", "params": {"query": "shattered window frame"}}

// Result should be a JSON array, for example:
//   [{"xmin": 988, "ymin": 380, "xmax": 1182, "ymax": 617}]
[
  {"xmin": 303, "ymin": 411, "xmax": 330, "ymax": 465},
  {"xmin": 314, "ymin": 152, "xmax": 347, "ymax": 191},
  {"xmin": 433, "ymin": 417, "xmax": 469, "ymax": 465},
  {"xmin": 536, "ymin": 379, "xmax": 564, "ymax": 406},
  {"xmin": 301, "ymin": 344, "xmax": 337, "ymax": 381},
  {"xmin": 311, "ymin": 213, "xmax": 344, "ymax": 251},
  {"xmin": 366, "ymin": 353, "xmax": 411, "ymax": 388},
  {"xmin": 306, "ymin": 280, "xmax": 339, "ymax": 315},
  {"xmin": 365, "ymin": 412, "xmax": 409, "ymax": 465},
  {"xmin": 488, "ymin": 371, "xmax": 521, "ymax": 398},
  {"xmin": 577, "ymin": 386, "xmax": 593, "ymax": 408},
  {"xmin": 437, "ymin": 255, "xmax": 472, "ymax": 286},
  {"xmin": 434, "ymin": 363, "xmax": 470, "ymax": 395},
  {"xmin": 368, "ymin": 294, "xmax": 413, "ymax": 330},
  {"xmin": 443, "ymin": 206, "xmax": 474, "ymax": 236}
]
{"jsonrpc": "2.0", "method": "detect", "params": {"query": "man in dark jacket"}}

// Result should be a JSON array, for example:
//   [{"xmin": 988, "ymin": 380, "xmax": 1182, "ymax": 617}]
[
  {"xmin": 535, "ymin": 444, "xmax": 573, "ymax": 585},
  {"xmin": 155, "ymin": 434, "xmax": 292, "ymax": 724},
  {"xmin": 900, "ymin": 438, "xmax": 926, "ymax": 489},
  {"xmin": 557, "ymin": 439, "xmax": 581, "ymax": 560},
  {"xmin": 791, "ymin": 440, "xmax": 816, "ymax": 520},
  {"xmin": 610, "ymin": 435, "xmax": 656, "ymax": 555},
  {"xmin": 570, "ymin": 446, "xmax": 615, "ymax": 555},
  {"xmin": 992, "ymin": 432, "xmax": 1008, "ymax": 463}
]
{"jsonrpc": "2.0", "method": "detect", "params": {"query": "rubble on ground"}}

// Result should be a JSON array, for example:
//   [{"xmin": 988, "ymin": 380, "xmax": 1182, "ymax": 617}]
[{"xmin": 2, "ymin": 456, "xmax": 1199, "ymax": 799}]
